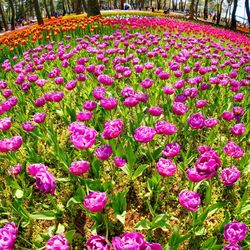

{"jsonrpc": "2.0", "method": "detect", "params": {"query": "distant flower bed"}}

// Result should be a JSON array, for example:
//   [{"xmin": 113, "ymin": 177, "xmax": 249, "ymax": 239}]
[{"xmin": 0, "ymin": 16, "xmax": 249, "ymax": 249}]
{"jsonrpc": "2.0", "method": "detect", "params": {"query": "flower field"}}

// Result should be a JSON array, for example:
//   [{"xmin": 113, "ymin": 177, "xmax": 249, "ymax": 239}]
[{"xmin": 0, "ymin": 15, "xmax": 249, "ymax": 249}]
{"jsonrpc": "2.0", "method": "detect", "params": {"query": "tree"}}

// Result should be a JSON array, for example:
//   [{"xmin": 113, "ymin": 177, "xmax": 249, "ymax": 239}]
[
  {"xmin": 246, "ymin": 0, "xmax": 250, "ymax": 28},
  {"xmin": 33, "ymin": 0, "xmax": 44, "ymax": 24},
  {"xmin": 189, "ymin": 0, "xmax": 195, "ymax": 20},
  {"xmin": 75, "ymin": 0, "xmax": 82, "ymax": 14},
  {"xmin": 216, "ymin": 0, "xmax": 224, "ymax": 25},
  {"xmin": 86, "ymin": 0, "xmax": 100, "ymax": 16},
  {"xmin": 230, "ymin": 0, "xmax": 238, "ymax": 29},
  {"xmin": 0, "ymin": 0, "xmax": 8, "ymax": 30},
  {"xmin": 203, "ymin": 0, "xmax": 209, "ymax": 19},
  {"xmin": 43, "ymin": 0, "xmax": 51, "ymax": 18},
  {"xmin": 9, "ymin": 0, "xmax": 15, "ymax": 30},
  {"xmin": 49, "ymin": 0, "xmax": 55, "ymax": 16}
]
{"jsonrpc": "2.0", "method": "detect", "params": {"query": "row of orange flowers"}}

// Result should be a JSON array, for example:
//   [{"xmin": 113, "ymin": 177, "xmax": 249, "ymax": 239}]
[{"xmin": 0, "ymin": 16, "xmax": 105, "ymax": 49}]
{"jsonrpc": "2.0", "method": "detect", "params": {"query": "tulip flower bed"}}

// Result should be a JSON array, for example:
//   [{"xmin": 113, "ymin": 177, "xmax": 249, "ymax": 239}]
[{"xmin": 0, "ymin": 16, "xmax": 249, "ymax": 249}]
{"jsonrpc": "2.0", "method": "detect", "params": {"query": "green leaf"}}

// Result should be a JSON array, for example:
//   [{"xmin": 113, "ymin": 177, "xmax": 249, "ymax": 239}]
[
  {"xmin": 30, "ymin": 210, "xmax": 62, "ymax": 220},
  {"xmin": 66, "ymin": 186, "xmax": 86, "ymax": 207},
  {"xmin": 15, "ymin": 189, "xmax": 24, "ymax": 199},
  {"xmin": 135, "ymin": 219, "xmax": 151, "ymax": 230},
  {"xmin": 65, "ymin": 230, "xmax": 76, "ymax": 244},
  {"xmin": 132, "ymin": 164, "xmax": 149, "ymax": 180},
  {"xmin": 110, "ymin": 190, "xmax": 127, "ymax": 224},
  {"xmin": 151, "ymin": 214, "xmax": 170, "ymax": 231},
  {"xmin": 56, "ymin": 223, "xmax": 65, "ymax": 234},
  {"xmin": 202, "ymin": 237, "xmax": 217, "ymax": 249},
  {"xmin": 116, "ymin": 211, "xmax": 126, "ymax": 225}
]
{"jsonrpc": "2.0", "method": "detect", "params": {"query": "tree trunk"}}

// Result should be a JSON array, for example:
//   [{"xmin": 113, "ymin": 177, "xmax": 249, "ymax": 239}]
[
  {"xmin": 50, "ymin": 0, "xmax": 55, "ymax": 16},
  {"xmin": 82, "ymin": 0, "xmax": 87, "ymax": 12},
  {"xmin": 0, "ymin": 1, "xmax": 8, "ymax": 30},
  {"xmin": 246, "ymin": 0, "xmax": 250, "ymax": 28},
  {"xmin": 180, "ymin": 0, "xmax": 184, "ymax": 11},
  {"xmin": 9, "ymin": 0, "xmax": 15, "ymax": 30},
  {"xmin": 114, "ymin": 0, "xmax": 118, "ymax": 8},
  {"xmin": 189, "ymin": 0, "xmax": 195, "ymax": 20},
  {"xmin": 216, "ymin": 0, "xmax": 224, "ymax": 25},
  {"xmin": 121, "ymin": 0, "xmax": 124, "ymax": 9},
  {"xmin": 33, "ymin": 0, "xmax": 44, "ymax": 24},
  {"xmin": 29, "ymin": 0, "xmax": 34, "ymax": 18},
  {"xmin": 203, "ymin": 0, "xmax": 208, "ymax": 19},
  {"xmin": 43, "ymin": 0, "xmax": 51, "ymax": 18},
  {"xmin": 86, "ymin": 0, "xmax": 100, "ymax": 16},
  {"xmin": 0, "ymin": 1, "xmax": 9, "ymax": 31},
  {"xmin": 195, "ymin": 0, "xmax": 200, "ymax": 19},
  {"xmin": 75, "ymin": 0, "xmax": 82, "ymax": 14},
  {"xmin": 230, "ymin": 0, "xmax": 238, "ymax": 29}
]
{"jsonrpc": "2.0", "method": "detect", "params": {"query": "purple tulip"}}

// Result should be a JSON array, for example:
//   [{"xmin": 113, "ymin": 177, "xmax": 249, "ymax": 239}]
[
  {"xmin": 92, "ymin": 86, "xmax": 106, "ymax": 100},
  {"xmin": 114, "ymin": 157, "xmax": 127, "ymax": 167},
  {"xmin": 98, "ymin": 74, "xmax": 114, "ymax": 86},
  {"xmin": 0, "ymin": 117, "xmax": 12, "ymax": 131},
  {"xmin": 102, "ymin": 119, "xmax": 124, "ymax": 140},
  {"xmin": 2, "ymin": 89, "xmax": 12, "ymax": 98},
  {"xmin": 224, "ymin": 221, "xmax": 248, "ymax": 243},
  {"xmin": 205, "ymin": 118, "xmax": 219, "ymax": 128},
  {"xmin": 134, "ymin": 126, "xmax": 156, "ymax": 143},
  {"xmin": 3, "ymin": 222, "xmax": 18, "ymax": 239},
  {"xmin": 95, "ymin": 144, "xmax": 113, "ymax": 161},
  {"xmin": 223, "ymin": 141, "xmax": 244, "ymax": 158},
  {"xmin": 8, "ymin": 164, "xmax": 22, "ymax": 175},
  {"xmin": 86, "ymin": 235, "xmax": 111, "ymax": 250},
  {"xmin": 101, "ymin": 97, "xmax": 118, "ymax": 110},
  {"xmin": 230, "ymin": 124, "xmax": 245, "ymax": 136},
  {"xmin": 163, "ymin": 85, "xmax": 175, "ymax": 95},
  {"xmin": 83, "ymin": 100, "xmax": 97, "ymax": 111},
  {"xmin": 112, "ymin": 232, "xmax": 145, "ymax": 250},
  {"xmin": 0, "ymin": 136, "xmax": 23, "ymax": 152},
  {"xmin": 222, "ymin": 111, "xmax": 235, "ymax": 121},
  {"xmin": 22, "ymin": 122, "xmax": 35, "ymax": 132},
  {"xmin": 65, "ymin": 80, "xmax": 77, "ymax": 90},
  {"xmin": 45, "ymin": 234, "xmax": 70, "ymax": 250},
  {"xmin": 76, "ymin": 110, "xmax": 93, "ymax": 122},
  {"xmin": 178, "ymin": 190, "xmax": 201, "ymax": 212},
  {"xmin": 156, "ymin": 158, "xmax": 176, "ymax": 177},
  {"xmin": 223, "ymin": 243, "xmax": 242, "ymax": 250},
  {"xmin": 54, "ymin": 77, "xmax": 64, "ymax": 85},
  {"xmin": 154, "ymin": 121, "xmax": 177, "ymax": 135},
  {"xmin": 172, "ymin": 102, "xmax": 189, "ymax": 116},
  {"xmin": 162, "ymin": 142, "xmax": 181, "ymax": 158},
  {"xmin": 69, "ymin": 123, "xmax": 97, "ymax": 150},
  {"xmin": 0, "ymin": 228, "xmax": 16, "ymax": 249},
  {"xmin": 195, "ymin": 150, "xmax": 221, "ymax": 179},
  {"xmin": 197, "ymin": 145, "xmax": 211, "ymax": 154},
  {"xmin": 188, "ymin": 113, "xmax": 205, "ymax": 129},
  {"xmin": 33, "ymin": 112, "xmax": 46, "ymax": 124},
  {"xmin": 83, "ymin": 191, "xmax": 107, "ymax": 212},
  {"xmin": 69, "ymin": 160, "xmax": 90, "ymax": 175},
  {"xmin": 195, "ymin": 100, "xmax": 207, "ymax": 109},
  {"xmin": 187, "ymin": 167, "xmax": 205, "ymax": 182},
  {"xmin": 36, "ymin": 171, "xmax": 56, "ymax": 195},
  {"xmin": 121, "ymin": 86, "xmax": 135, "ymax": 98},
  {"xmin": 140, "ymin": 78, "xmax": 154, "ymax": 89},
  {"xmin": 123, "ymin": 97, "xmax": 140, "ymax": 107},
  {"xmin": 34, "ymin": 97, "xmax": 46, "ymax": 107},
  {"xmin": 220, "ymin": 166, "xmax": 241, "ymax": 186},
  {"xmin": 148, "ymin": 106, "xmax": 163, "ymax": 117},
  {"xmin": 27, "ymin": 163, "xmax": 48, "ymax": 176}
]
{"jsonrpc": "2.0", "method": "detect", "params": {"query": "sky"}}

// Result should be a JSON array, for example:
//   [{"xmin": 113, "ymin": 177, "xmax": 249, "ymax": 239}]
[{"xmin": 235, "ymin": 0, "xmax": 248, "ymax": 21}]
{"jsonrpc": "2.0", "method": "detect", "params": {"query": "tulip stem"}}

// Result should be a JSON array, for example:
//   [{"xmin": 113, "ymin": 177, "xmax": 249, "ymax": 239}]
[
  {"xmin": 48, "ymin": 195, "xmax": 62, "ymax": 213},
  {"xmin": 147, "ymin": 142, "xmax": 155, "ymax": 165},
  {"xmin": 102, "ymin": 212, "xmax": 109, "ymax": 239}
]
